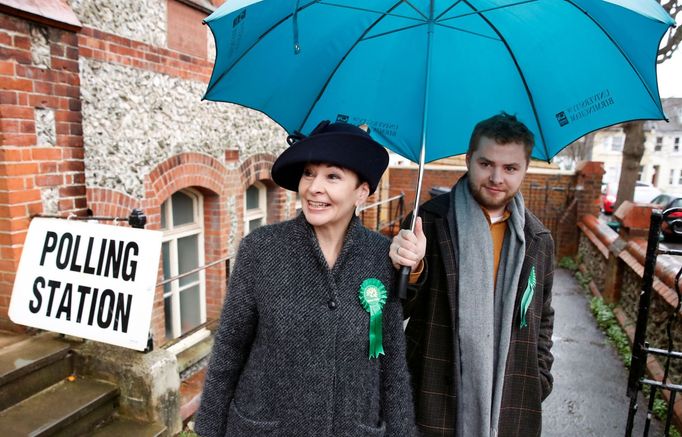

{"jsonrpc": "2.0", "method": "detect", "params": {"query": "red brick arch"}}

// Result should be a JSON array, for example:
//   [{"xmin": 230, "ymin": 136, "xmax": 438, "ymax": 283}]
[
  {"xmin": 237, "ymin": 152, "xmax": 291, "ymax": 225},
  {"xmin": 86, "ymin": 187, "xmax": 140, "ymax": 221},
  {"xmin": 144, "ymin": 152, "xmax": 229, "ymax": 345}
]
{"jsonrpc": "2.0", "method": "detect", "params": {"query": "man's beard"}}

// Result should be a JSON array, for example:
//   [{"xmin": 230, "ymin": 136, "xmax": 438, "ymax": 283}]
[{"xmin": 467, "ymin": 178, "xmax": 517, "ymax": 212}]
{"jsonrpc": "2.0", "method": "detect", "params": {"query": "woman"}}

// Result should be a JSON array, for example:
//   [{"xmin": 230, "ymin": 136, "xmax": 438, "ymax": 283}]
[{"xmin": 194, "ymin": 120, "xmax": 416, "ymax": 437}]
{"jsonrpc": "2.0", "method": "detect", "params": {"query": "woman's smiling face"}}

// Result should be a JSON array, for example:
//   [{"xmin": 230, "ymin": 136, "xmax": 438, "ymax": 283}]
[{"xmin": 298, "ymin": 162, "xmax": 369, "ymax": 232}]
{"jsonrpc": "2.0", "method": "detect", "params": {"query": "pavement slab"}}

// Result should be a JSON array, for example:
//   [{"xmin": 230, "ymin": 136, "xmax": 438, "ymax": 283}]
[{"xmin": 543, "ymin": 268, "xmax": 663, "ymax": 436}]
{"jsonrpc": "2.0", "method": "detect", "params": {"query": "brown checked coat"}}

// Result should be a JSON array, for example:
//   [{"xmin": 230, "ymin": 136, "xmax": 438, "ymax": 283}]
[{"xmin": 404, "ymin": 192, "xmax": 555, "ymax": 437}]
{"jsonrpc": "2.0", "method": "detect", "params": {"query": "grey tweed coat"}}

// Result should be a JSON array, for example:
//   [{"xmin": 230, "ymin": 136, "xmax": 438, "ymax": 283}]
[{"xmin": 194, "ymin": 214, "xmax": 416, "ymax": 437}]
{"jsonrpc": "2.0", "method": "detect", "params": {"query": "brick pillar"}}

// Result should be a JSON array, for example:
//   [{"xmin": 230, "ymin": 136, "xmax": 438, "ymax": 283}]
[
  {"xmin": 360, "ymin": 191, "xmax": 379, "ymax": 231},
  {"xmin": 575, "ymin": 161, "xmax": 605, "ymax": 219},
  {"xmin": 603, "ymin": 239, "xmax": 627, "ymax": 304},
  {"xmin": 614, "ymin": 201, "xmax": 655, "ymax": 240},
  {"xmin": 0, "ymin": 11, "xmax": 83, "ymax": 331}
]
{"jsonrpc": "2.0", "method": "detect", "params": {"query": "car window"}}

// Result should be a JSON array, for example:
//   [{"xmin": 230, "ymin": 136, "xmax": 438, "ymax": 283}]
[
  {"xmin": 656, "ymin": 195, "xmax": 673, "ymax": 205},
  {"xmin": 671, "ymin": 199, "xmax": 682, "ymax": 208}
]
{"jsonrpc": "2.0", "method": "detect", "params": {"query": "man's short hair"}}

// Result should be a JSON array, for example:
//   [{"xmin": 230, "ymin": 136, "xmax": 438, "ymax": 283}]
[{"xmin": 467, "ymin": 112, "xmax": 534, "ymax": 160}]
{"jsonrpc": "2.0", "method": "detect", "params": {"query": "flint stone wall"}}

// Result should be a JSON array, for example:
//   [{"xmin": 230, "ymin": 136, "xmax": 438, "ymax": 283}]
[
  {"xmin": 68, "ymin": 0, "xmax": 167, "ymax": 47},
  {"xmin": 80, "ymin": 58, "xmax": 285, "ymax": 198}
]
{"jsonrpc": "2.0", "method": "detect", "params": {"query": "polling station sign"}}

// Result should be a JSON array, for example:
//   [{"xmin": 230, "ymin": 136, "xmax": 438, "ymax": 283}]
[{"xmin": 9, "ymin": 218, "xmax": 162, "ymax": 351}]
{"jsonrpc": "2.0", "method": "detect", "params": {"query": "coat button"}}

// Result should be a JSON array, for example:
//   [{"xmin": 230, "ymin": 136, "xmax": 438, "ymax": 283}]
[{"xmin": 328, "ymin": 299, "xmax": 337, "ymax": 310}]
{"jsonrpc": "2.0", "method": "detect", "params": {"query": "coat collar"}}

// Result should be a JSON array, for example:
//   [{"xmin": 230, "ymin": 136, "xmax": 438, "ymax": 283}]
[{"xmin": 292, "ymin": 212, "xmax": 364, "ymax": 271}]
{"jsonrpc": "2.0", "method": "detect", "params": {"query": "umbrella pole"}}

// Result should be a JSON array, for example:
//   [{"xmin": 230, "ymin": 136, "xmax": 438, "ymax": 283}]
[
  {"xmin": 396, "ymin": 1, "xmax": 433, "ymax": 299},
  {"xmin": 396, "ymin": 139, "xmax": 426, "ymax": 299}
]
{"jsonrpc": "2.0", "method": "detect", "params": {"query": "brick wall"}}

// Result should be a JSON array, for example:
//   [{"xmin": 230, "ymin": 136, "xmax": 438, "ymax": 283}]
[
  {"xmin": 0, "ymin": 13, "xmax": 84, "ymax": 330},
  {"xmin": 388, "ymin": 165, "xmax": 579, "ymax": 250},
  {"xmin": 0, "ymin": 4, "xmax": 298, "ymax": 340}
]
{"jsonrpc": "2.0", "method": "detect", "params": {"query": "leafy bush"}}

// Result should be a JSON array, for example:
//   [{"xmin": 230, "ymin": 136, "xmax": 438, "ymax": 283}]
[{"xmin": 559, "ymin": 256, "xmax": 579, "ymax": 271}]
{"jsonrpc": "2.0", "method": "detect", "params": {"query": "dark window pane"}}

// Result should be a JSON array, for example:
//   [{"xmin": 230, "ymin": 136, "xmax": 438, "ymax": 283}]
[
  {"xmin": 164, "ymin": 296, "xmax": 173, "ymax": 340},
  {"xmin": 160, "ymin": 200, "xmax": 167, "ymax": 229},
  {"xmin": 178, "ymin": 234, "xmax": 199, "ymax": 286},
  {"xmin": 162, "ymin": 242, "xmax": 171, "ymax": 294},
  {"xmin": 249, "ymin": 218, "xmax": 263, "ymax": 232},
  {"xmin": 172, "ymin": 191, "xmax": 194, "ymax": 226},
  {"xmin": 246, "ymin": 185, "xmax": 260, "ymax": 210},
  {"xmin": 180, "ymin": 285, "xmax": 201, "ymax": 334}
]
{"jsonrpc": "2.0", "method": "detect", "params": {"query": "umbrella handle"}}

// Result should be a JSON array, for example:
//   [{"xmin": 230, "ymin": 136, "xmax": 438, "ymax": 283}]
[{"xmin": 397, "ymin": 265, "xmax": 411, "ymax": 299}]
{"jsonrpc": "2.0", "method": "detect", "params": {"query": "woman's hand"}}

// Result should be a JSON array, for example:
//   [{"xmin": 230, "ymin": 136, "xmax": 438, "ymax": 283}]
[{"xmin": 389, "ymin": 217, "xmax": 426, "ymax": 270}]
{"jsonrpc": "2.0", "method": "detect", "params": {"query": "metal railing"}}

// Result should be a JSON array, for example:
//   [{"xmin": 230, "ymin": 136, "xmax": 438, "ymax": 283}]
[
  {"xmin": 626, "ymin": 207, "xmax": 682, "ymax": 436},
  {"xmin": 357, "ymin": 193, "xmax": 405, "ymax": 234}
]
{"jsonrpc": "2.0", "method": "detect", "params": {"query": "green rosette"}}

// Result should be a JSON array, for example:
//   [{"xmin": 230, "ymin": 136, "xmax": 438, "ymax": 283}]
[{"xmin": 358, "ymin": 278, "xmax": 388, "ymax": 359}]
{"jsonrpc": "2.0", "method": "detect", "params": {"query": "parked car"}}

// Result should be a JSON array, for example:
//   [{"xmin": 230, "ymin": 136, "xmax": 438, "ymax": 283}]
[
  {"xmin": 650, "ymin": 194, "xmax": 682, "ymax": 241},
  {"xmin": 601, "ymin": 181, "xmax": 662, "ymax": 214}
]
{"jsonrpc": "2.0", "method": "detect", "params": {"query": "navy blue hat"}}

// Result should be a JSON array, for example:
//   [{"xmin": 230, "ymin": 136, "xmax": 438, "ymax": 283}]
[{"xmin": 271, "ymin": 120, "xmax": 389, "ymax": 194}]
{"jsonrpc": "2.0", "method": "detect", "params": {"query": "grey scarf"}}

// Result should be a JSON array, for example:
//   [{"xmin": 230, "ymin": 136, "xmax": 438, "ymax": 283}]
[{"xmin": 452, "ymin": 176, "xmax": 526, "ymax": 437}]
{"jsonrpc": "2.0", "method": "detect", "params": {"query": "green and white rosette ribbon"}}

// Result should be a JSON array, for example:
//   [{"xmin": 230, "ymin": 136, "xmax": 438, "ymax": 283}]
[{"xmin": 358, "ymin": 278, "xmax": 387, "ymax": 359}]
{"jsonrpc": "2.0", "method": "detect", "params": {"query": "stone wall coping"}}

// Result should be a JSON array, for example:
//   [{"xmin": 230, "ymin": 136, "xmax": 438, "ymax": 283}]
[
  {"xmin": 578, "ymin": 220, "xmax": 610, "ymax": 259},
  {"xmin": 581, "ymin": 214, "xmax": 618, "ymax": 249},
  {"xmin": 0, "ymin": 0, "xmax": 82, "ymax": 31},
  {"xmin": 580, "ymin": 214, "xmax": 682, "ymax": 311}
]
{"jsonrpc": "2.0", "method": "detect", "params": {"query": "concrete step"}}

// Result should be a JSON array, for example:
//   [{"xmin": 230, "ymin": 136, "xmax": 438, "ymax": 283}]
[
  {"xmin": 0, "ymin": 377, "xmax": 118, "ymax": 436},
  {"xmin": 0, "ymin": 330, "xmax": 30, "ymax": 348},
  {"xmin": 176, "ymin": 334, "xmax": 213, "ymax": 375},
  {"xmin": 0, "ymin": 334, "xmax": 72, "ymax": 411},
  {"xmin": 92, "ymin": 416, "xmax": 166, "ymax": 437}
]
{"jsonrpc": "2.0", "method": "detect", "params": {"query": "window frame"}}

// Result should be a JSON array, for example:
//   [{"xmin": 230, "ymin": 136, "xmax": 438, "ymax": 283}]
[
  {"xmin": 160, "ymin": 188, "xmax": 206, "ymax": 341},
  {"xmin": 610, "ymin": 136, "xmax": 624, "ymax": 152},
  {"xmin": 244, "ymin": 181, "xmax": 267, "ymax": 235}
]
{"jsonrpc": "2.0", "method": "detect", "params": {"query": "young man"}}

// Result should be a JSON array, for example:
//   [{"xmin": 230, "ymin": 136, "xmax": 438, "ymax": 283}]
[{"xmin": 390, "ymin": 112, "xmax": 555, "ymax": 437}]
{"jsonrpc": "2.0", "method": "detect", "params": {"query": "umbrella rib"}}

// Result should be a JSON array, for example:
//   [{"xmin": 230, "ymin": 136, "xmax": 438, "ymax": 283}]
[
  {"xmin": 438, "ymin": 0, "xmax": 538, "ymax": 23},
  {"xmin": 435, "ymin": 22, "xmax": 500, "ymax": 41},
  {"xmin": 297, "ymin": 0, "xmax": 406, "ymax": 132},
  {"xmin": 563, "ymin": 0, "xmax": 664, "ymax": 114},
  {"xmin": 361, "ymin": 22, "xmax": 427, "ymax": 42},
  {"xmin": 462, "ymin": 0, "xmax": 551, "ymax": 160},
  {"xmin": 204, "ymin": 0, "xmax": 320, "ymax": 98},
  {"xmin": 435, "ymin": 0, "xmax": 464, "ymax": 21},
  {"xmin": 403, "ymin": 0, "xmax": 429, "ymax": 20},
  {"xmin": 318, "ymin": 1, "xmax": 426, "ymax": 23}
]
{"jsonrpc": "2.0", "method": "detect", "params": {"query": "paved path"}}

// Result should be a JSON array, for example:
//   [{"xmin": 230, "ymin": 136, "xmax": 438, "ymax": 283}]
[{"xmin": 543, "ymin": 268, "xmax": 662, "ymax": 436}]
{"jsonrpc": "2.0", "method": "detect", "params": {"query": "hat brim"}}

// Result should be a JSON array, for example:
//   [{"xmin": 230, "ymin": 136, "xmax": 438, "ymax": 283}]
[{"xmin": 271, "ymin": 132, "xmax": 389, "ymax": 194}]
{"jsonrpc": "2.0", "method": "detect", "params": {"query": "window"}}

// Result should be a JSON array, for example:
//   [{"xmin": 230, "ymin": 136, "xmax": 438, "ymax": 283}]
[
  {"xmin": 638, "ymin": 166, "xmax": 644, "ymax": 181},
  {"xmin": 160, "ymin": 189, "xmax": 206, "ymax": 340},
  {"xmin": 295, "ymin": 192, "xmax": 302, "ymax": 216},
  {"xmin": 610, "ymin": 136, "xmax": 624, "ymax": 152},
  {"xmin": 669, "ymin": 169, "xmax": 676, "ymax": 185},
  {"xmin": 675, "ymin": 137, "xmax": 680, "ymax": 153},
  {"xmin": 244, "ymin": 182, "xmax": 267, "ymax": 234},
  {"xmin": 655, "ymin": 137, "xmax": 663, "ymax": 152},
  {"xmin": 678, "ymin": 171, "xmax": 682, "ymax": 185}
]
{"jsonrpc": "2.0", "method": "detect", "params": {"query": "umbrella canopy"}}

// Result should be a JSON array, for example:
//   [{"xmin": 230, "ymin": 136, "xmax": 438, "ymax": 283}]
[{"xmin": 203, "ymin": 0, "xmax": 675, "ymax": 164}]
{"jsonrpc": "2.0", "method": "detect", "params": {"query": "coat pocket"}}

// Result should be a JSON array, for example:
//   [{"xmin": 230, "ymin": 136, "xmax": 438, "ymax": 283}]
[
  {"xmin": 356, "ymin": 421, "xmax": 386, "ymax": 437},
  {"xmin": 225, "ymin": 401, "xmax": 280, "ymax": 436}
]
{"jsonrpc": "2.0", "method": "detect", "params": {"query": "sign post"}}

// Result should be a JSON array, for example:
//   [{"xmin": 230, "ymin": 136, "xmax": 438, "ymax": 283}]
[{"xmin": 9, "ymin": 218, "xmax": 162, "ymax": 351}]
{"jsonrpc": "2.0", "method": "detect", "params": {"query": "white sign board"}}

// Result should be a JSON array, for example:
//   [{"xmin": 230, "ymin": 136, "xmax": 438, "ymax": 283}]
[{"xmin": 9, "ymin": 218, "xmax": 162, "ymax": 351}]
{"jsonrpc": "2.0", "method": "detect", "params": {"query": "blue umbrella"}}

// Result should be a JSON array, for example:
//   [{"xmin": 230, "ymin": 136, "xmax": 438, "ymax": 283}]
[{"xmin": 203, "ymin": 0, "xmax": 674, "ymax": 293}]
